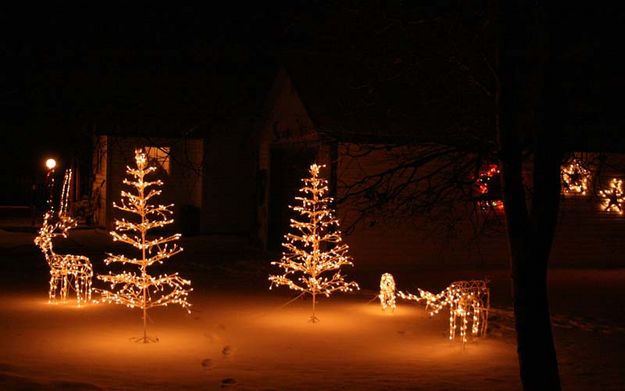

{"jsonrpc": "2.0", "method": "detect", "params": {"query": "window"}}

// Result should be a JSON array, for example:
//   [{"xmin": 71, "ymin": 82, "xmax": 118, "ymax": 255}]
[{"xmin": 144, "ymin": 146, "xmax": 171, "ymax": 175}]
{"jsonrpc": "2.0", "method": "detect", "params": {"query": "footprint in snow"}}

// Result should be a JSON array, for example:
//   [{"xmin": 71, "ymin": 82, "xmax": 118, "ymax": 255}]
[
  {"xmin": 222, "ymin": 345, "xmax": 235, "ymax": 357},
  {"xmin": 220, "ymin": 378, "xmax": 237, "ymax": 387},
  {"xmin": 201, "ymin": 358, "xmax": 213, "ymax": 370}
]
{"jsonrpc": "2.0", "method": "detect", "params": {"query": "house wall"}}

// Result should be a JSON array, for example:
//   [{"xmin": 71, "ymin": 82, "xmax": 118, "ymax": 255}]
[
  {"xmin": 337, "ymin": 145, "xmax": 625, "ymax": 268},
  {"xmin": 257, "ymin": 69, "xmax": 328, "ymax": 249},
  {"xmin": 201, "ymin": 119, "xmax": 257, "ymax": 236},
  {"xmin": 551, "ymin": 155, "xmax": 625, "ymax": 266},
  {"xmin": 90, "ymin": 135, "xmax": 108, "ymax": 227},
  {"xmin": 335, "ymin": 143, "xmax": 508, "ymax": 270},
  {"xmin": 257, "ymin": 71, "xmax": 625, "ymax": 267},
  {"xmin": 94, "ymin": 136, "xmax": 203, "ymax": 232}
]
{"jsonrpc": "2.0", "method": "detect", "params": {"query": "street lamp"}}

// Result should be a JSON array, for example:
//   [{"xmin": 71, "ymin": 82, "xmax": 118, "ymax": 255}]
[
  {"xmin": 45, "ymin": 158, "xmax": 57, "ymax": 212},
  {"xmin": 45, "ymin": 158, "xmax": 57, "ymax": 171}
]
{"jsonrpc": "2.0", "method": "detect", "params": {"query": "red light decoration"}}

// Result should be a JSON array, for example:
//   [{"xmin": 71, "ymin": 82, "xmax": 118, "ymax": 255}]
[{"xmin": 475, "ymin": 164, "xmax": 503, "ymax": 211}]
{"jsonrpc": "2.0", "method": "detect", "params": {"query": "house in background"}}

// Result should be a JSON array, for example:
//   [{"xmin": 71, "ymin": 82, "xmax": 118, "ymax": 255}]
[
  {"xmin": 91, "ymin": 134, "xmax": 203, "ymax": 233},
  {"xmin": 256, "ymin": 54, "xmax": 507, "ymax": 268},
  {"xmin": 255, "ymin": 54, "xmax": 625, "ymax": 268},
  {"xmin": 90, "ymin": 118, "xmax": 259, "ymax": 238},
  {"xmin": 88, "ymin": 52, "xmax": 625, "ymax": 269}
]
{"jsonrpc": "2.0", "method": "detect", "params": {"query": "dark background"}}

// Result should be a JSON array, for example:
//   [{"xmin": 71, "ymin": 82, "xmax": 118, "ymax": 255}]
[{"xmin": 1, "ymin": 2, "xmax": 625, "ymax": 205}]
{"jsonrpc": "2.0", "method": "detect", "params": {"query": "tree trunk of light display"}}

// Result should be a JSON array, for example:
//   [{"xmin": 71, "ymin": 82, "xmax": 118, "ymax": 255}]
[{"xmin": 498, "ymin": 0, "xmax": 561, "ymax": 389}]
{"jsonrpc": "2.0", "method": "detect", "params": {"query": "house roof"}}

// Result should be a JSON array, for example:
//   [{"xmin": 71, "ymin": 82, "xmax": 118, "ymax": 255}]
[
  {"xmin": 280, "ymin": 51, "xmax": 495, "ymax": 148},
  {"xmin": 279, "ymin": 37, "xmax": 625, "ymax": 152}
]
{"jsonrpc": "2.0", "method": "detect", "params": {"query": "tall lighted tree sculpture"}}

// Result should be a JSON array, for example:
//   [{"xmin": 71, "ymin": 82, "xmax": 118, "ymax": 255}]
[
  {"xmin": 98, "ymin": 149, "xmax": 192, "ymax": 343},
  {"xmin": 269, "ymin": 164, "xmax": 359, "ymax": 322}
]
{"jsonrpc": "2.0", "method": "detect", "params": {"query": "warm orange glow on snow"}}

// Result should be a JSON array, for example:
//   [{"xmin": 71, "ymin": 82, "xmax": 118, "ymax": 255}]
[{"xmin": 0, "ymin": 292, "xmax": 523, "ymax": 390}]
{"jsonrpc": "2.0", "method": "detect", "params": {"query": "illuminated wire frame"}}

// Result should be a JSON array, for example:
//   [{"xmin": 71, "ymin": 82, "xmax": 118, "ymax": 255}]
[
  {"xmin": 97, "ymin": 149, "xmax": 192, "ymax": 343},
  {"xmin": 599, "ymin": 178, "xmax": 625, "ymax": 215},
  {"xmin": 561, "ymin": 159, "xmax": 591, "ymax": 195},
  {"xmin": 398, "ymin": 280, "xmax": 490, "ymax": 345},
  {"xmin": 269, "ymin": 164, "xmax": 359, "ymax": 323},
  {"xmin": 379, "ymin": 273, "xmax": 396, "ymax": 311},
  {"xmin": 34, "ymin": 170, "xmax": 93, "ymax": 306}
]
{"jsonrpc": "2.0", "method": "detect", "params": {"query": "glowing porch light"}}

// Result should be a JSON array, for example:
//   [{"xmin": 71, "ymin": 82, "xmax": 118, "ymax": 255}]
[
  {"xmin": 599, "ymin": 178, "xmax": 625, "ymax": 214},
  {"xmin": 45, "ymin": 158, "xmax": 57, "ymax": 170},
  {"xmin": 97, "ymin": 149, "xmax": 192, "ymax": 343},
  {"xmin": 269, "ymin": 164, "xmax": 359, "ymax": 323},
  {"xmin": 379, "ymin": 273, "xmax": 396, "ymax": 311}
]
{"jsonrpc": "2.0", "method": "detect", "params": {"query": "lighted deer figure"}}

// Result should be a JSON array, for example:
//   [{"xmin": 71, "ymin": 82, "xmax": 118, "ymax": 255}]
[
  {"xmin": 34, "ymin": 170, "xmax": 93, "ymax": 305},
  {"xmin": 398, "ymin": 280, "xmax": 489, "ymax": 345}
]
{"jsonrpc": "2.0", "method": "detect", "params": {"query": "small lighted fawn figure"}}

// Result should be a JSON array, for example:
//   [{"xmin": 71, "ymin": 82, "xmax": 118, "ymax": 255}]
[{"xmin": 379, "ymin": 273, "xmax": 396, "ymax": 311}]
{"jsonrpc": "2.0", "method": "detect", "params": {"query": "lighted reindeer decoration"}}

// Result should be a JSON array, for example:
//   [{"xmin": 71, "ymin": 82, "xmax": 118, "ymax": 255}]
[
  {"xmin": 398, "ymin": 280, "xmax": 489, "ymax": 345},
  {"xmin": 34, "ymin": 170, "xmax": 93, "ymax": 305}
]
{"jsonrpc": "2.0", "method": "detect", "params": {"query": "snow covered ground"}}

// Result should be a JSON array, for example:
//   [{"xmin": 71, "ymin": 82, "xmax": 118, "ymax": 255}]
[{"xmin": 0, "ymin": 228, "xmax": 624, "ymax": 390}]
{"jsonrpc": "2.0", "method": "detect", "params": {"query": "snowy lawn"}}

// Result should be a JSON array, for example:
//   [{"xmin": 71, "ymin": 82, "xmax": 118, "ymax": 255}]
[
  {"xmin": 0, "ymin": 230, "xmax": 624, "ymax": 390},
  {"xmin": 0, "ymin": 291, "xmax": 521, "ymax": 390}
]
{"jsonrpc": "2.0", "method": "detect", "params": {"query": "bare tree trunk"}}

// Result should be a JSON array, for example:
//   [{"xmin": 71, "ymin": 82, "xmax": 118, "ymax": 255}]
[
  {"xmin": 501, "ymin": 137, "xmax": 562, "ymax": 390},
  {"xmin": 498, "ymin": 0, "xmax": 561, "ymax": 389}
]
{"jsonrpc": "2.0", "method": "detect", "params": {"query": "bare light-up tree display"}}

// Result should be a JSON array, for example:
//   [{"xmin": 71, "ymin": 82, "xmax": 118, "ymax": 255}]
[
  {"xmin": 98, "ymin": 149, "xmax": 192, "ymax": 343},
  {"xmin": 269, "ymin": 164, "xmax": 359, "ymax": 322}
]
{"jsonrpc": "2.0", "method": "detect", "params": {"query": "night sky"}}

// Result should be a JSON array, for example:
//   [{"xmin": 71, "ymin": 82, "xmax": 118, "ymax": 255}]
[
  {"xmin": 1, "ymin": 4, "xmax": 288, "ymax": 202},
  {"xmin": 0, "ymin": 2, "xmax": 456, "ymax": 202},
  {"xmin": 1, "ymin": 8, "xmax": 276, "ymax": 140},
  {"xmin": 1, "ymin": 2, "xmax": 625, "ymax": 203}
]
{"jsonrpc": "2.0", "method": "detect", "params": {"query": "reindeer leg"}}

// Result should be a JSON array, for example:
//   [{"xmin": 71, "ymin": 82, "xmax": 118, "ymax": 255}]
[
  {"xmin": 61, "ymin": 272, "xmax": 69, "ymax": 302},
  {"xmin": 49, "ymin": 273, "xmax": 56, "ymax": 303}
]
